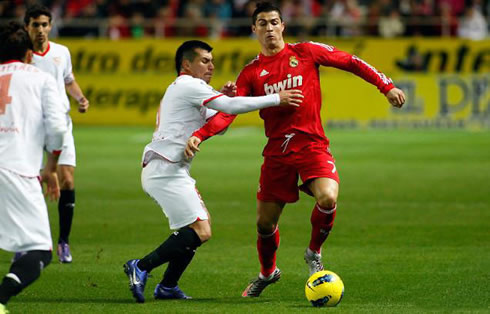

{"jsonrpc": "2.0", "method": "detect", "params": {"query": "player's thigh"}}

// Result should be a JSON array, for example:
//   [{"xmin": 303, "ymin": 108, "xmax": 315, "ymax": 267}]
[
  {"xmin": 298, "ymin": 145, "xmax": 340, "ymax": 198},
  {"xmin": 141, "ymin": 159, "xmax": 208, "ymax": 230},
  {"xmin": 0, "ymin": 169, "xmax": 52, "ymax": 252},
  {"xmin": 258, "ymin": 156, "xmax": 299, "ymax": 203}
]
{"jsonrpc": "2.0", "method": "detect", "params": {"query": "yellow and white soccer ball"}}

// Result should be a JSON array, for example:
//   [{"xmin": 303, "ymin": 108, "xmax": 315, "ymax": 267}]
[{"xmin": 305, "ymin": 270, "xmax": 344, "ymax": 307}]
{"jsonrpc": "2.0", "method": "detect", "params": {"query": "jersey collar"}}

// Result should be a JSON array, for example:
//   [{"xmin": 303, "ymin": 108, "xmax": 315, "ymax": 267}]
[
  {"xmin": 259, "ymin": 44, "xmax": 289, "ymax": 62},
  {"xmin": 34, "ymin": 42, "xmax": 50, "ymax": 57}
]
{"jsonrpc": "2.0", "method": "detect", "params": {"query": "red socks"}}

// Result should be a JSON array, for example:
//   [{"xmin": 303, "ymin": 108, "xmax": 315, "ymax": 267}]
[
  {"xmin": 257, "ymin": 227, "xmax": 280, "ymax": 277},
  {"xmin": 256, "ymin": 203, "xmax": 336, "ymax": 276},
  {"xmin": 309, "ymin": 203, "xmax": 336, "ymax": 254}
]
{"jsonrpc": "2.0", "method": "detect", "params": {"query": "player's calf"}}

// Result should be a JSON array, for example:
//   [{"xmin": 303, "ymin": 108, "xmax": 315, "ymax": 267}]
[
  {"xmin": 257, "ymin": 227, "xmax": 280, "ymax": 278},
  {"xmin": 0, "ymin": 250, "xmax": 51, "ymax": 305},
  {"xmin": 309, "ymin": 203, "xmax": 336, "ymax": 249},
  {"xmin": 57, "ymin": 188, "xmax": 75, "ymax": 264}
]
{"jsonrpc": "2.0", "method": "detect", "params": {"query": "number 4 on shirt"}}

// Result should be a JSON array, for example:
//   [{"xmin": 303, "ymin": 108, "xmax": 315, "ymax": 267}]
[{"xmin": 0, "ymin": 74, "xmax": 13, "ymax": 115}]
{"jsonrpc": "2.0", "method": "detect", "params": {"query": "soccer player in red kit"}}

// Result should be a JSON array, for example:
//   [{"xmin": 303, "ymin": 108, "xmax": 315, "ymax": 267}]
[{"xmin": 185, "ymin": 2, "xmax": 406, "ymax": 297}]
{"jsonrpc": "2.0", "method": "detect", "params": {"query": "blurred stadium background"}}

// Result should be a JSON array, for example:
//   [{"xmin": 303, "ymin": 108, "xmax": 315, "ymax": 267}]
[
  {"xmin": 0, "ymin": 0, "xmax": 490, "ymax": 128},
  {"xmin": 1, "ymin": 0, "xmax": 489, "ymax": 128},
  {"xmin": 1, "ymin": 0, "xmax": 489, "ymax": 39},
  {"xmin": 1, "ymin": 1, "xmax": 489, "ymax": 313}
]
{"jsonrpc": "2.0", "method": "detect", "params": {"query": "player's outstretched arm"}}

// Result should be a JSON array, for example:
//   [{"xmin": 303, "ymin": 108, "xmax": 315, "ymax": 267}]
[
  {"xmin": 185, "ymin": 136, "xmax": 202, "ymax": 159},
  {"xmin": 207, "ymin": 89, "xmax": 303, "ymax": 114},
  {"xmin": 386, "ymin": 88, "xmax": 406, "ymax": 108}
]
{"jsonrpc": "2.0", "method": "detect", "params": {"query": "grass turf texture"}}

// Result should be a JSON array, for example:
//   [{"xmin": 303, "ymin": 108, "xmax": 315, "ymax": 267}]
[{"xmin": 1, "ymin": 127, "xmax": 489, "ymax": 313}]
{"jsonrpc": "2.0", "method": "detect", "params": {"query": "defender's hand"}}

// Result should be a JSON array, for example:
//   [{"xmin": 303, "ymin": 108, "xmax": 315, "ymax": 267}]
[
  {"xmin": 41, "ymin": 170, "xmax": 60, "ymax": 201},
  {"xmin": 220, "ymin": 81, "xmax": 237, "ymax": 97},
  {"xmin": 78, "ymin": 96, "xmax": 90, "ymax": 113},
  {"xmin": 386, "ymin": 88, "xmax": 406, "ymax": 108},
  {"xmin": 278, "ymin": 89, "xmax": 303, "ymax": 107},
  {"xmin": 185, "ymin": 136, "xmax": 202, "ymax": 159}
]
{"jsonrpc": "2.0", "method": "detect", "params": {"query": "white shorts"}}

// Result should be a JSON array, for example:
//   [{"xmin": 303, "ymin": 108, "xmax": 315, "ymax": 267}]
[
  {"xmin": 58, "ymin": 115, "xmax": 76, "ymax": 167},
  {"xmin": 0, "ymin": 168, "xmax": 52, "ymax": 252},
  {"xmin": 141, "ymin": 158, "xmax": 208, "ymax": 230}
]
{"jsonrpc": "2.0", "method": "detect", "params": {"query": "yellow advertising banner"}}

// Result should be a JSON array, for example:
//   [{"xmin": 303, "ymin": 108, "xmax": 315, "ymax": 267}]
[{"xmin": 61, "ymin": 38, "xmax": 490, "ymax": 128}]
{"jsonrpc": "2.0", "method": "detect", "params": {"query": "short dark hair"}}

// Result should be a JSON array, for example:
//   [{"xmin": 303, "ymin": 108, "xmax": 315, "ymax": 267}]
[
  {"xmin": 24, "ymin": 4, "xmax": 52, "ymax": 25},
  {"xmin": 0, "ymin": 21, "xmax": 33, "ymax": 63},
  {"xmin": 175, "ymin": 40, "xmax": 213, "ymax": 75},
  {"xmin": 252, "ymin": 2, "xmax": 282, "ymax": 25}
]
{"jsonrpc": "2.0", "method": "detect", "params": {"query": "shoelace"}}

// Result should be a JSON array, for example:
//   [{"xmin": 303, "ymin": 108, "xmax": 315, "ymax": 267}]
[
  {"xmin": 309, "ymin": 255, "xmax": 324, "ymax": 271},
  {"xmin": 312, "ymin": 259, "xmax": 324, "ymax": 271}
]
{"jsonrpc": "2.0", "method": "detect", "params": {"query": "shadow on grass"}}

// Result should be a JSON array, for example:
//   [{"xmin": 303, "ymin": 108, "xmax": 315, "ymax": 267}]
[
  {"xmin": 187, "ymin": 297, "xmax": 276, "ymax": 304},
  {"xmin": 17, "ymin": 296, "xmax": 281, "ymax": 305},
  {"xmin": 17, "ymin": 297, "xmax": 131, "ymax": 304}
]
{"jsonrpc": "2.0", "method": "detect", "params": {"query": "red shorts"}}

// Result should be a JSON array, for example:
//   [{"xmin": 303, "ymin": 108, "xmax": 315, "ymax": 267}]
[{"xmin": 257, "ymin": 144, "xmax": 340, "ymax": 203}]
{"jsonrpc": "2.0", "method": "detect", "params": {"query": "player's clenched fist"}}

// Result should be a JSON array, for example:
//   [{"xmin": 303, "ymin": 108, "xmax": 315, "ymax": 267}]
[
  {"xmin": 386, "ymin": 88, "xmax": 406, "ymax": 108},
  {"xmin": 278, "ymin": 89, "xmax": 304, "ymax": 107},
  {"xmin": 78, "ymin": 96, "xmax": 90, "ymax": 113}
]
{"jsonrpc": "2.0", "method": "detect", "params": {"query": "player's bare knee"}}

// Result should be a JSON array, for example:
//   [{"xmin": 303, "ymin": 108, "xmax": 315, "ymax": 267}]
[
  {"xmin": 60, "ymin": 178, "xmax": 75, "ymax": 190},
  {"xmin": 317, "ymin": 190, "xmax": 337, "ymax": 209},
  {"xmin": 257, "ymin": 221, "xmax": 277, "ymax": 235},
  {"xmin": 191, "ymin": 222, "xmax": 212, "ymax": 243},
  {"xmin": 59, "ymin": 168, "xmax": 75, "ymax": 190},
  {"xmin": 196, "ymin": 228, "xmax": 212, "ymax": 243}
]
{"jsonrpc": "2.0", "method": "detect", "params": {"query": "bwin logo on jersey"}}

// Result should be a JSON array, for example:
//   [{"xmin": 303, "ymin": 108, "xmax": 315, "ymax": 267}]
[{"xmin": 264, "ymin": 74, "xmax": 303, "ymax": 95}]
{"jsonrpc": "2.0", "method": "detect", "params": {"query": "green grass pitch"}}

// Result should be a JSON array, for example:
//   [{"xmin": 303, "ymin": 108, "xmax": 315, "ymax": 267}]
[{"xmin": 1, "ymin": 127, "xmax": 489, "ymax": 313}]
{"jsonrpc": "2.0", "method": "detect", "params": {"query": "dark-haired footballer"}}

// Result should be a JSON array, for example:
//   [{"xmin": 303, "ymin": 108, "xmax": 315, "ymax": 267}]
[
  {"xmin": 122, "ymin": 39, "xmax": 303, "ymax": 303},
  {"xmin": 0, "ymin": 22, "xmax": 67, "ymax": 314},
  {"xmin": 22, "ymin": 4, "xmax": 90, "ymax": 264},
  {"xmin": 186, "ymin": 1, "xmax": 406, "ymax": 297}
]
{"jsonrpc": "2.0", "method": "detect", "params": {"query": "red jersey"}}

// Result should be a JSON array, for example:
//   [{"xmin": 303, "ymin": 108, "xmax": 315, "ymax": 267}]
[{"xmin": 193, "ymin": 42, "xmax": 395, "ymax": 156}]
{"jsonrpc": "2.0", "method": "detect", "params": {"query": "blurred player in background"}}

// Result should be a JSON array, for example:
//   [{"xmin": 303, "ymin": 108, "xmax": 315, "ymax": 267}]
[
  {"xmin": 186, "ymin": 1, "xmax": 406, "ymax": 297},
  {"xmin": 0, "ymin": 22, "xmax": 67, "ymax": 314},
  {"xmin": 23, "ymin": 4, "xmax": 90, "ymax": 263},
  {"xmin": 123, "ymin": 40, "xmax": 302, "ymax": 303}
]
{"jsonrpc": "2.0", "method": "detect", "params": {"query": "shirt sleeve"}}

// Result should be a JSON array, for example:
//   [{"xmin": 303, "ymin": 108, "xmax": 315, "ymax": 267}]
[
  {"xmin": 63, "ymin": 46, "xmax": 75, "ymax": 84},
  {"xmin": 189, "ymin": 66, "xmax": 255, "ymax": 141},
  {"xmin": 192, "ymin": 112, "xmax": 237, "ymax": 141},
  {"xmin": 306, "ymin": 41, "xmax": 395, "ymax": 95},
  {"xmin": 204, "ymin": 93, "xmax": 279, "ymax": 114},
  {"xmin": 42, "ymin": 75, "xmax": 68, "ymax": 152},
  {"xmin": 205, "ymin": 108, "xmax": 218, "ymax": 121},
  {"xmin": 184, "ymin": 78, "xmax": 225, "ymax": 107}
]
